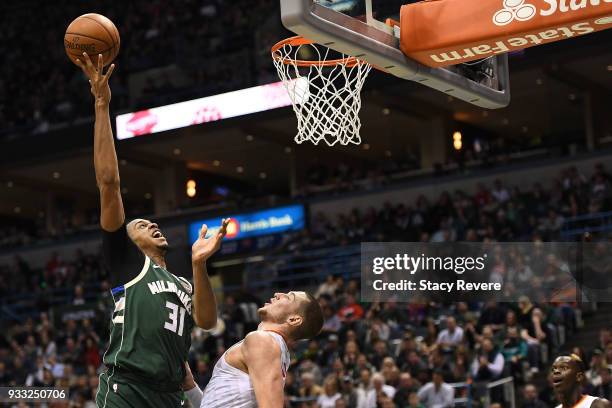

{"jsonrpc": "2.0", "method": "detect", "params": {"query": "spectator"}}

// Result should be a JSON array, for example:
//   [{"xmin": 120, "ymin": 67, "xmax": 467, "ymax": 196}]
[
  {"xmin": 408, "ymin": 391, "xmax": 426, "ymax": 408},
  {"xmin": 393, "ymin": 372, "xmax": 420, "ymax": 406},
  {"xmin": 471, "ymin": 338, "xmax": 504, "ymax": 381},
  {"xmin": 300, "ymin": 372, "xmax": 323, "ymax": 399},
  {"xmin": 316, "ymin": 275, "xmax": 339, "ymax": 298},
  {"xmin": 73, "ymin": 284, "xmax": 86, "ymax": 305},
  {"xmin": 317, "ymin": 375, "xmax": 342, "ymax": 408},
  {"xmin": 517, "ymin": 296, "xmax": 546, "ymax": 372},
  {"xmin": 416, "ymin": 369, "xmax": 454, "ymax": 408},
  {"xmin": 337, "ymin": 294, "xmax": 364, "ymax": 323},
  {"xmin": 589, "ymin": 367, "xmax": 611, "ymax": 401},
  {"xmin": 501, "ymin": 326, "xmax": 528, "ymax": 381},
  {"xmin": 521, "ymin": 384, "xmax": 547, "ymax": 408},
  {"xmin": 356, "ymin": 368, "xmax": 373, "ymax": 408},
  {"xmin": 364, "ymin": 372, "xmax": 396, "ymax": 408},
  {"xmin": 436, "ymin": 316, "xmax": 464, "ymax": 352}
]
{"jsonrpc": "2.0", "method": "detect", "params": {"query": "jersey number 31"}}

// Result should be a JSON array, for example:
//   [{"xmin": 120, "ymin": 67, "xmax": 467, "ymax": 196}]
[{"xmin": 164, "ymin": 301, "xmax": 186, "ymax": 336}]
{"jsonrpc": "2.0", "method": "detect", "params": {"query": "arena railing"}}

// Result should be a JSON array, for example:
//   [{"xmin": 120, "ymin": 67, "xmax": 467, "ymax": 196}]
[
  {"xmin": 448, "ymin": 376, "xmax": 516, "ymax": 408},
  {"xmin": 561, "ymin": 211, "xmax": 612, "ymax": 239}
]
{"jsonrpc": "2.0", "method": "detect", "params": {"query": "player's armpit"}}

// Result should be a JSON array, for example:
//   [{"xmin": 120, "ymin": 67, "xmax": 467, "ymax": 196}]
[
  {"xmin": 99, "ymin": 182, "xmax": 125, "ymax": 232},
  {"xmin": 242, "ymin": 332, "xmax": 285, "ymax": 408}
]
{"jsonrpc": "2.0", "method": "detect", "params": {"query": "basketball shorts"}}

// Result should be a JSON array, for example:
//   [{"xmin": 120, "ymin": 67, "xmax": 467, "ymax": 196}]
[{"xmin": 96, "ymin": 368, "xmax": 186, "ymax": 408}]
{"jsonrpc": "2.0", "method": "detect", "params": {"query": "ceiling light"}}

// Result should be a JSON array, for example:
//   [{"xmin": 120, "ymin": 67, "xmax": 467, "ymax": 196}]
[
  {"xmin": 453, "ymin": 132, "xmax": 463, "ymax": 151},
  {"xmin": 186, "ymin": 179, "xmax": 196, "ymax": 198},
  {"xmin": 259, "ymin": 172, "xmax": 267, "ymax": 179},
  {"xmin": 246, "ymin": 134, "xmax": 254, "ymax": 142},
  {"xmin": 607, "ymin": 65, "xmax": 612, "ymax": 72},
  {"xmin": 7, "ymin": 181, "xmax": 13, "ymax": 188},
  {"xmin": 173, "ymin": 148, "xmax": 181, "ymax": 155},
  {"xmin": 213, "ymin": 160, "xmax": 220, "ymax": 167},
  {"xmin": 14, "ymin": 206, "xmax": 21, "ymax": 214},
  {"xmin": 144, "ymin": 192, "xmax": 152, "ymax": 200},
  {"xmin": 53, "ymin": 172, "xmax": 61, "ymax": 179},
  {"xmin": 382, "ymin": 108, "xmax": 390, "ymax": 116},
  {"xmin": 236, "ymin": 166, "xmax": 244, "ymax": 173},
  {"xmin": 362, "ymin": 143, "xmax": 370, "ymax": 150}
]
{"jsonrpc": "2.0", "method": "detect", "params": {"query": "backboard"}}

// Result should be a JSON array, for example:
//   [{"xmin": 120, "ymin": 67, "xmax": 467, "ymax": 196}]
[{"xmin": 280, "ymin": 0, "xmax": 512, "ymax": 108}]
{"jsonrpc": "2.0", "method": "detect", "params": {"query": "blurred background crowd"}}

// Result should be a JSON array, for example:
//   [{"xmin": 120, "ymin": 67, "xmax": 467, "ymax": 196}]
[{"xmin": 1, "ymin": 275, "xmax": 610, "ymax": 407}]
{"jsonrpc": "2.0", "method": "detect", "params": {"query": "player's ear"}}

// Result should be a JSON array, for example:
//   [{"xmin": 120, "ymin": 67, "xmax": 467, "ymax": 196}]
[
  {"xmin": 287, "ymin": 314, "xmax": 303, "ymax": 328},
  {"xmin": 576, "ymin": 370, "xmax": 584, "ymax": 384}
]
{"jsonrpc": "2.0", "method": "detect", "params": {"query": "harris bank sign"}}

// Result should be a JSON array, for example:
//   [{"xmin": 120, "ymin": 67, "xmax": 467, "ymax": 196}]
[{"xmin": 188, "ymin": 205, "xmax": 305, "ymax": 243}]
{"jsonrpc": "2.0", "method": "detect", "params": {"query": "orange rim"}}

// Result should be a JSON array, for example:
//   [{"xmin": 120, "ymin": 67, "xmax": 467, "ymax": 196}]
[{"xmin": 271, "ymin": 36, "xmax": 365, "ymax": 68}]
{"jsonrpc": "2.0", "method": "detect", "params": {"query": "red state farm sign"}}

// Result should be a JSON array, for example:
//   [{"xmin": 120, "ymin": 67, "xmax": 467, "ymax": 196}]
[{"xmin": 399, "ymin": 0, "xmax": 612, "ymax": 67}]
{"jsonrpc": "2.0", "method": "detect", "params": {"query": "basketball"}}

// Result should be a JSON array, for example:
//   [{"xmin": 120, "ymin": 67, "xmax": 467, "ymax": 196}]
[{"xmin": 64, "ymin": 13, "xmax": 120, "ymax": 66}]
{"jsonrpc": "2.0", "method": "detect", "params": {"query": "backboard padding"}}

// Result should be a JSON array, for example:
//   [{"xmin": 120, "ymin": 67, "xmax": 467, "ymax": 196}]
[{"xmin": 280, "ymin": 0, "xmax": 511, "ymax": 108}]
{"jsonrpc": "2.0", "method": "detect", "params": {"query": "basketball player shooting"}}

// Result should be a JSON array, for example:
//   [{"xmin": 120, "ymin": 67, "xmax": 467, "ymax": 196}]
[
  {"xmin": 182, "ymin": 291, "xmax": 324, "ymax": 408},
  {"xmin": 75, "ymin": 52, "xmax": 229, "ymax": 408},
  {"xmin": 551, "ymin": 354, "xmax": 611, "ymax": 408}
]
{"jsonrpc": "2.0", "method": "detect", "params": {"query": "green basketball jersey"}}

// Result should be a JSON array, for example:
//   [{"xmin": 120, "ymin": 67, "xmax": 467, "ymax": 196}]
[{"xmin": 104, "ymin": 256, "xmax": 194, "ymax": 388}]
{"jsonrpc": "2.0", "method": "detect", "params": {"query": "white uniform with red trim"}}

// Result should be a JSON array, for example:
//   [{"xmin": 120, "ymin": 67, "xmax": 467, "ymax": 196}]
[
  {"xmin": 555, "ymin": 395, "xmax": 599, "ymax": 408},
  {"xmin": 199, "ymin": 331, "xmax": 290, "ymax": 408}
]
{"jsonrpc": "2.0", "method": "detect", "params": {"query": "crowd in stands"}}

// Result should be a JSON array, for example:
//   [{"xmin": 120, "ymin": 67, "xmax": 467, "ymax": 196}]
[
  {"xmin": 301, "ymin": 163, "xmax": 612, "ymax": 248},
  {"xmin": 3, "ymin": 162, "xmax": 610, "ymax": 251},
  {"xmin": 1, "ymin": 268, "xmax": 611, "ymax": 407},
  {"xmin": 0, "ymin": 162, "xmax": 611, "ymax": 406},
  {"xmin": 0, "ymin": 0, "xmax": 278, "ymax": 139}
]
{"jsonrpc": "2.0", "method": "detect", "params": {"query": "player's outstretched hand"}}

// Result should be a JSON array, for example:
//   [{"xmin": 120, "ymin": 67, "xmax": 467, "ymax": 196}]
[
  {"xmin": 191, "ymin": 218, "xmax": 230, "ymax": 264},
  {"xmin": 75, "ymin": 53, "xmax": 115, "ymax": 107}
]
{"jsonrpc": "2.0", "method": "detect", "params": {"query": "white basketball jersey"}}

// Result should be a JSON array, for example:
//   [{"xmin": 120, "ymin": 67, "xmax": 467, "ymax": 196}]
[
  {"xmin": 200, "ymin": 331, "xmax": 291, "ymax": 408},
  {"xmin": 555, "ymin": 395, "xmax": 598, "ymax": 408}
]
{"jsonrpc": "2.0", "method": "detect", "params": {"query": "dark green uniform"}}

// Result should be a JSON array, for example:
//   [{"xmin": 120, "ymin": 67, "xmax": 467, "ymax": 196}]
[{"xmin": 96, "ymin": 225, "xmax": 194, "ymax": 408}]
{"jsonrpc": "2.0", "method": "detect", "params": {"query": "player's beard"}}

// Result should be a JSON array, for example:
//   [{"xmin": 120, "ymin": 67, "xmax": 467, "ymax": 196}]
[
  {"xmin": 258, "ymin": 306, "xmax": 290, "ymax": 324},
  {"xmin": 158, "ymin": 241, "xmax": 170, "ymax": 253}
]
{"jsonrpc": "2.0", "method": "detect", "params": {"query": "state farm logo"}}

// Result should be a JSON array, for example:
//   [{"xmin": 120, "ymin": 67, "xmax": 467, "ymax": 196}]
[
  {"xmin": 493, "ymin": 0, "xmax": 537, "ymax": 26},
  {"xmin": 125, "ymin": 110, "xmax": 158, "ymax": 136}
]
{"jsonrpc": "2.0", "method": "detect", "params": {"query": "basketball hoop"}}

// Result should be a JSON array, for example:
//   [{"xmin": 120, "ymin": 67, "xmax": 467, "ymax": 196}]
[{"xmin": 271, "ymin": 36, "xmax": 372, "ymax": 146}]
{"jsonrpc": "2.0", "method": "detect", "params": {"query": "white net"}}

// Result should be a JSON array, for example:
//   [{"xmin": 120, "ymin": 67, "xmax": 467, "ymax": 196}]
[{"xmin": 272, "ymin": 38, "xmax": 372, "ymax": 146}]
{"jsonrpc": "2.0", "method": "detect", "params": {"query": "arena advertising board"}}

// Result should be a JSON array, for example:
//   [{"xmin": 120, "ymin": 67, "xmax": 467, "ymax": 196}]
[
  {"xmin": 115, "ymin": 79, "xmax": 308, "ymax": 139},
  {"xmin": 188, "ymin": 205, "xmax": 305, "ymax": 245}
]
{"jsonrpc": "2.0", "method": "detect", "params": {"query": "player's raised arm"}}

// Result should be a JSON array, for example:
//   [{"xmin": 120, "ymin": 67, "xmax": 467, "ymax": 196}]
[
  {"xmin": 76, "ymin": 52, "xmax": 122, "ymax": 232},
  {"xmin": 241, "ymin": 332, "xmax": 285, "ymax": 408},
  {"xmin": 190, "ymin": 219, "xmax": 229, "ymax": 329}
]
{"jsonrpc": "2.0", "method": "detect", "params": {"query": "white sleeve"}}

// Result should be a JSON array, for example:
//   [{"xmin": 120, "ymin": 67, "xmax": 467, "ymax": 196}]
[
  {"xmin": 487, "ymin": 353, "xmax": 505, "ymax": 377},
  {"xmin": 185, "ymin": 385, "xmax": 203, "ymax": 408}
]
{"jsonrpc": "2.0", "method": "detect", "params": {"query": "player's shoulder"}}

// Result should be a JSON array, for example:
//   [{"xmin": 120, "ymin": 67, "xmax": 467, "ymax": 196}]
[
  {"xmin": 243, "ymin": 331, "xmax": 281, "ymax": 353},
  {"xmin": 591, "ymin": 398, "xmax": 612, "ymax": 408}
]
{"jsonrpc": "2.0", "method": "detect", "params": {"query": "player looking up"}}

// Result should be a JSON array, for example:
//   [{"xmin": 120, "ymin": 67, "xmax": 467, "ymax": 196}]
[
  {"xmin": 182, "ymin": 291, "xmax": 324, "ymax": 408},
  {"xmin": 75, "ymin": 52, "xmax": 229, "ymax": 408},
  {"xmin": 551, "ymin": 354, "xmax": 611, "ymax": 408}
]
